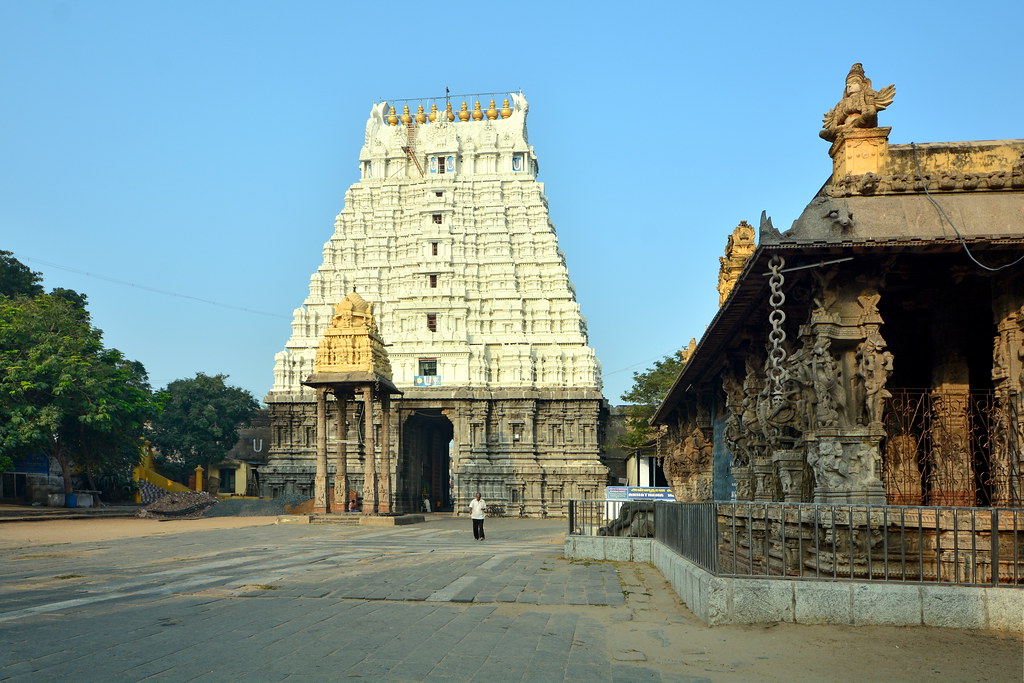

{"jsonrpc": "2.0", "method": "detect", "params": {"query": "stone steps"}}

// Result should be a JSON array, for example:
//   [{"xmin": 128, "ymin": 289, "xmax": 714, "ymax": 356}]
[{"xmin": 310, "ymin": 514, "xmax": 361, "ymax": 525}]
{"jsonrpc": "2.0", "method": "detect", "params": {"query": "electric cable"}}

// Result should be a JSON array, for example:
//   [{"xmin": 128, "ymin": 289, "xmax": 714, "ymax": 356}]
[
  {"xmin": 911, "ymin": 142, "xmax": 1024, "ymax": 272},
  {"xmin": 20, "ymin": 255, "xmax": 290, "ymax": 319}
]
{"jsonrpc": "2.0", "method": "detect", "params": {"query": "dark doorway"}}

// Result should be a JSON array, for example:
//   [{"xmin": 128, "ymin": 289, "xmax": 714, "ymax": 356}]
[{"xmin": 400, "ymin": 409, "xmax": 454, "ymax": 513}]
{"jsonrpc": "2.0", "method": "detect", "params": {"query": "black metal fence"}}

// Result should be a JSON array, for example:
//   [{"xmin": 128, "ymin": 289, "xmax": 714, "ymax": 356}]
[
  {"xmin": 568, "ymin": 499, "xmax": 1024, "ymax": 587},
  {"xmin": 568, "ymin": 499, "xmax": 626, "ymax": 536}
]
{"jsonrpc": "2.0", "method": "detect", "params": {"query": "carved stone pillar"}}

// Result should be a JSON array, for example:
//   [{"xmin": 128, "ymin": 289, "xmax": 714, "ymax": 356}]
[
  {"xmin": 929, "ymin": 305, "xmax": 974, "ymax": 506},
  {"xmin": 806, "ymin": 429, "xmax": 885, "ymax": 504},
  {"xmin": 313, "ymin": 387, "xmax": 329, "ymax": 513},
  {"xmin": 333, "ymin": 395, "xmax": 348, "ymax": 510},
  {"xmin": 361, "ymin": 385, "xmax": 378, "ymax": 514},
  {"xmin": 772, "ymin": 450, "xmax": 805, "ymax": 502},
  {"xmin": 884, "ymin": 433, "xmax": 922, "ymax": 505},
  {"xmin": 991, "ymin": 298, "xmax": 1024, "ymax": 506},
  {"xmin": 928, "ymin": 391, "xmax": 973, "ymax": 506},
  {"xmin": 379, "ymin": 393, "xmax": 392, "ymax": 513},
  {"xmin": 752, "ymin": 453, "xmax": 775, "ymax": 502},
  {"xmin": 731, "ymin": 465, "xmax": 754, "ymax": 501}
]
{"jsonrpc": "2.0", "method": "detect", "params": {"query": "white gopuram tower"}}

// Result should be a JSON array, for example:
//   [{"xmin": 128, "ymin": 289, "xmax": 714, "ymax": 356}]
[{"xmin": 264, "ymin": 93, "xmax": 607, "ymax": 515}]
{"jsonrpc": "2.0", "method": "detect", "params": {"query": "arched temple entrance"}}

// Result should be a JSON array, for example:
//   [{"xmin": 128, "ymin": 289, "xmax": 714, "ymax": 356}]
[{"xmin": 400, "ymin": 409, "xmax": 454, "ymax": 512}]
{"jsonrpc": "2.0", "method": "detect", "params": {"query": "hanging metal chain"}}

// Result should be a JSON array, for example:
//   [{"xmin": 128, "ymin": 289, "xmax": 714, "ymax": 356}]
[{"xmin": 765, "ymin": 254, "xmax": 788, "ymax": 404}]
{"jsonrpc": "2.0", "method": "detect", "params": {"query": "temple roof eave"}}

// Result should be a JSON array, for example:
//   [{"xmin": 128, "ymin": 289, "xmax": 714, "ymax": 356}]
[
  {"xmin": 302, "ymin": 371, "xmax": 403, "ymax": 396},
  {"xmin": 652, "ymin": 188, "xmax": 1024, "ymax": 426}
]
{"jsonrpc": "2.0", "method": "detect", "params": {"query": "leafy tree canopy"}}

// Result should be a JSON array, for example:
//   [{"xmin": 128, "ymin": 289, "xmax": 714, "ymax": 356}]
[
  {"xmin": 618, "ymin": 341, "xmax": 693, "ymax": 452},
  {"xmin": 148, "ymin": 373, "xmax": 260, "ymax": 477},
  {"xmin": 0, "ymin": 250, "xmax": 44, "ymax": 298},
  {"xmin": 0, "ymin": 290, "xmax": 156, "ymax": 493}
]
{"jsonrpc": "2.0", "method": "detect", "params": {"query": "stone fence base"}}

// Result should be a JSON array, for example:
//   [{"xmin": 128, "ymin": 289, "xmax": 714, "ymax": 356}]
[{"xmin": 563, "ymin": 536, "xmax": 1022, "ymax": 631}]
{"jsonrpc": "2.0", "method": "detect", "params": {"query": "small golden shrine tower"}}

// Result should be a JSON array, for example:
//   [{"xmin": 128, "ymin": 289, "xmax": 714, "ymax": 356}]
[
  {"xmin": 717, "ymin": 221, "xmax": 756, "ymax": 306},
  {"xmin": 313, "ymin": 292, "xmax": 392, "ymax": 379},
  {"xmin": 304, "ymin": 292, "xmax": 401, "ymax": 516}
]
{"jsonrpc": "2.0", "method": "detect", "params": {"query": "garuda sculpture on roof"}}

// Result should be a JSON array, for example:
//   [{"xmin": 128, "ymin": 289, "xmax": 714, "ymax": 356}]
[{"xmin": 820, "ymin": 63, "xmax": 896, "ymax": 142}]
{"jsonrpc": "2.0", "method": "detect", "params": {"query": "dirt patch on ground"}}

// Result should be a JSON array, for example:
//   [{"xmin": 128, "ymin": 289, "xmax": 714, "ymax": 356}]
[{"xmin": 0, "ymin": 517, "xmax": 278, "ymax": 550}]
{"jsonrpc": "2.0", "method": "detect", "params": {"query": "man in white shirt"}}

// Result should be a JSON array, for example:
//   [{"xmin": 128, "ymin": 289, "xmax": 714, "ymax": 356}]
[{"xmin": 468, "ymin": 492, "xmax": 486, "ymax": 541}]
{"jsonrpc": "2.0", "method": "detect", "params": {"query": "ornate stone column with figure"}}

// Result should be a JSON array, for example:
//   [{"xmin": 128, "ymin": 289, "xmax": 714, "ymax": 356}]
[
  {"xmin": 991, "ymin": 297, "xmax": 1024, "ymax": 506},
  {"xmin": 802, "ymin": 268, "xmax": 888, "ymax": 504}
]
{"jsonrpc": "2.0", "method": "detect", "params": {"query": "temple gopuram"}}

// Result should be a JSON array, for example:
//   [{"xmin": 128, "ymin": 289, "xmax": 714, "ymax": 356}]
[
  {"xmin": 264, "ymin": 93, "xmax": 606, "ymax": 515},
  {"xmin": 654, "ymin": 64, "xmax": 1024, "ymax": 510}
]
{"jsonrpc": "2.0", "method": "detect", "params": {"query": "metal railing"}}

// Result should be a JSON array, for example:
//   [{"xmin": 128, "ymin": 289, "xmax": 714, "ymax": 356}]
[
  {"xmin": 568, "ymin": 499, "xmax": 626, "ymax": 536},
  {"xmin": 883, "ymin": 389, "xmax": 1023, "ymax": 506},
  {"xmin": 569, "ymin": 499, "xmax": 1024, "ymax": 587}
]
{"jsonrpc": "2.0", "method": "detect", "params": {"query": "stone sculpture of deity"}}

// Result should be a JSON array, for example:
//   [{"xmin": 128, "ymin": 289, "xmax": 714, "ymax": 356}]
[{"xmin": 819, "ymin": 63, "xmax": 896, "ymax": 142}]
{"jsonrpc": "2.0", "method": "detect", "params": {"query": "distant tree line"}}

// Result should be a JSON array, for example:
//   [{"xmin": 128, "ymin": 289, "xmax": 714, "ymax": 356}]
[
  {"xmin": 0, "ymin": 251, "xmax": 259, "ymax": 499},
  {"xmin": 619, "ymin": 349, "xmax": 687, "ymax": 452}
]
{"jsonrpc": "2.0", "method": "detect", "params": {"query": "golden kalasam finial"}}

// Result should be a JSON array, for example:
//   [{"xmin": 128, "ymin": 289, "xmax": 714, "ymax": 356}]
[
  {"xmin": 415, "ymin": 104, "xmax": 427, "ymax": 125},
  {"xmin": 445, "ymin": 101, "xmax": 455, "ymax": 122},
  {"xmin": 428, "ymin": 103, "xmax": 438, "ymax": 123},
  {"xmin": 486, "ymin": 99, "xmax": 498, "ymax": 120},
  {"xmin": 387, "ymin": 106, "xmax": 399, "ymax": 126},
  {"xmin": 500, "ymin": 98, "xmax": 512, "ymax": 119},
  {"xmin": 458, "ymin": 101, "xmax": 470, "ymax": 122},
  {"xmin": 472, "ymin": 100, "xmax": 484, "ymax": 121},
  {"xmin": 400, "ymin": 105, "xmax": 412, "ymax": 126}
]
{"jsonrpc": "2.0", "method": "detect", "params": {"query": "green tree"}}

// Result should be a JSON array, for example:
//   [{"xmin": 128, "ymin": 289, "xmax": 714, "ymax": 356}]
[
  {"xmin": 619, "ymin": 343, "xmax": 692, "ymax": 451},
  {"xmin": 148, "ymin": 373, "xmax": 260, "ymax": 479},
  {"xmin": 0, "ymin": 293, "xmax": 156, "ymax": 493},
  {"xmin": 0, "ymin": 250, "xmax": 44, "ymax": 298}
]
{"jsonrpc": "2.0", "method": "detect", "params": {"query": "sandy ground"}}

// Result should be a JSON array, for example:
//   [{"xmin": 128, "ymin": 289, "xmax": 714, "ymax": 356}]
[{"xmin": 0, "ymin": 516, "xmax": 279, "ymax": 549}]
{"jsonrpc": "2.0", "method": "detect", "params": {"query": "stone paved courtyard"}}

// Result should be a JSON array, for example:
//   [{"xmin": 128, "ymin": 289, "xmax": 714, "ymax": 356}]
[{"xmin": 0, "ymin": 516, "xmax": 1019, "ymax": 681}]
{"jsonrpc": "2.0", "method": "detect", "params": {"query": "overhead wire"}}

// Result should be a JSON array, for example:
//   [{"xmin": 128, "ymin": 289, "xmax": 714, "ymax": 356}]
[
  {"xmin": 20, "ymin": 255, "xmax": 290, "ymax": 320},
  {"xmin": 910, "ymin": 142, "xmax": 1024, "ymax": 272}
]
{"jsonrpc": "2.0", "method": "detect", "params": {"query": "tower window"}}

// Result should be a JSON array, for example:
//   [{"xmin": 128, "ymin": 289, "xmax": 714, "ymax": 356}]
[
  {"xmin": 426, "ymin": 313, "xmax": 437, "ymax": 332},
  {"xmin": 431, "ymin": 242, "xmax": 439, "ymax": 256},
  {"xmin": 432, "ymin": 214, "xmax": 442, "ymax": 224},
  {"xmin": 418, "ymin": 358, "xmax": 437, "ymax": 376},
  {"xmin": 435, "ymin": 191, "xmax": 443, "ymax": 197},
  {"xmin": 436, "ymin": 156, "xmax": 446, "ymax": 174},
  {"xmin": 429, "ymin": 274, "xmax": 438, "ymax": 288}
]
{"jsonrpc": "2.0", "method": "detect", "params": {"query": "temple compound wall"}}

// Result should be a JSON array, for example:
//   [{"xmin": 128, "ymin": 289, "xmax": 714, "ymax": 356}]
[
  {"xmin": 264, "ymin": 93, "xmax": 607, "ymax": 515},
  {"xmin": 654, "ymin": 65, "xmax": 1024, "ymax": 510}
]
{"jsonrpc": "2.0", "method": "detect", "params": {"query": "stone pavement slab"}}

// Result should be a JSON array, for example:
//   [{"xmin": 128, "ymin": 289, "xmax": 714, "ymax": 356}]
[{"xmin": 0, "ymin": 516, "xmax": 1019, "ymax": 681}]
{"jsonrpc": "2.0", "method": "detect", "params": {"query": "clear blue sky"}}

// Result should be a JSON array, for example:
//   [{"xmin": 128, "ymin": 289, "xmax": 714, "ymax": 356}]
[{"xmin": 2, "ymin": 1, "xmax": 1021, "ymax": 404}]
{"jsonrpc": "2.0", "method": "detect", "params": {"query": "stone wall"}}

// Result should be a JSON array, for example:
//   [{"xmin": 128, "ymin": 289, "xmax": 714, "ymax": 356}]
[
  {"xmin": 564, "ymin": 536, "xmax": 1023, "ymax": 630},
  {"xmin": 263, "ymin": 389, "xmax": 607, "ymax": 516}
]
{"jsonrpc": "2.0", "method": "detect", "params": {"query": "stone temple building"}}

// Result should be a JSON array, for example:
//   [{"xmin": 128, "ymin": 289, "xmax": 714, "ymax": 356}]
[
  {"xmin": 653, "ymin": 64, "xmax": 1024, "ymax": 510},
  {"xmin": 263, "ymin": 93, "xmax": 607, "ymax": 515}
]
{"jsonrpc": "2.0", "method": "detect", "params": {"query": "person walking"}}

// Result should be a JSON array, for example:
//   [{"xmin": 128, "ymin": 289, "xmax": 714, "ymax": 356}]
[{"xmin": 468, "ymin": 492, "xmax": 486, "ymax": 541}]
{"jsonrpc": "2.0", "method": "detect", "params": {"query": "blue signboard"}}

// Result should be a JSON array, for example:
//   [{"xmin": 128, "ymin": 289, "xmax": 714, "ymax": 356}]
[
  {"xmin": 414, "ymin": 375, "xmax": 442, "ymax": 387},
  {"xmin": 604, "ymin": 486, "xmax": 674, "ymax": 501},
  {"xmin": 605, "ymin": 486, "xmax": 629, "ymax": 500},
  {"xmin": 12, "ymin": 452, "xmax": 50, "ymax": 474}
]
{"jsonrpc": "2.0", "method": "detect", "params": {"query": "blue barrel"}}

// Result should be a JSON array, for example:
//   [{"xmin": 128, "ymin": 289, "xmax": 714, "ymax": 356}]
[{"xmin": 65, "ymin": 493, "xmax": 78, "ymax": 508}]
